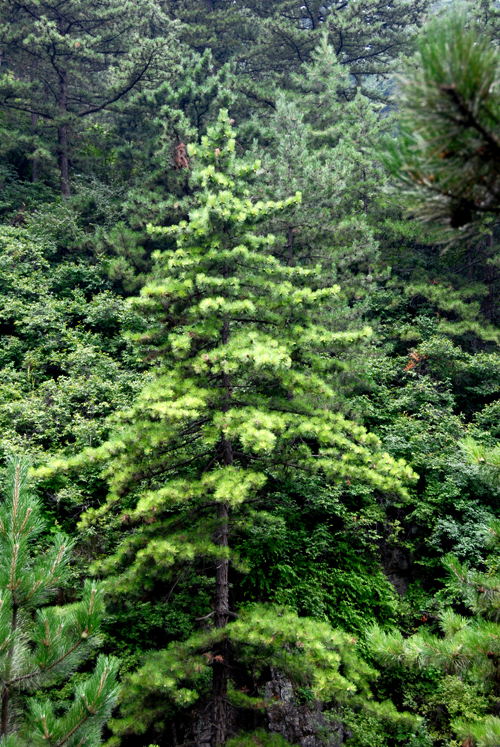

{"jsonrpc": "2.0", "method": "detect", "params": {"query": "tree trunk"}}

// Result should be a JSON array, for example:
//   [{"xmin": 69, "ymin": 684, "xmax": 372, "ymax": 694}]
[
  {"xmin": 212, "ymin": 499, "xmax": 229, "ymax": 747},
  {"xmin": 1, "ymin": 603, "xmax": 18, "ymax": 736},
  {"xmin": 485, "ymin": 233, "xmax": 496, "ymax": 321},
  {"xmin": 31, "ymin": 111, "xmax": 39, "ymax": 183},
  {"xmin": 287, "ymin": 225, "xmax": 294, "ymax": 266},
  {"xmin": 30, "ymin": 55, "xmax": 39, "ymax": 182},
  {"xmin": 363, "ymin": 168, "xmax": 368, "ymax": 215},
  {"xmin": 57, "ymin": 69, "xmax": 70, "ymax": 197},
  {"xmin": 211, "ymin": 316, "xmax": 232, "ymax": 747}
]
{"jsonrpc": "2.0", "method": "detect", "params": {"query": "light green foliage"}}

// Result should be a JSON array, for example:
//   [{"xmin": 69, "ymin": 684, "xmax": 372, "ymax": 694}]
[
  {"xmin": 461, "ymin": 437, "xmax": 500, "ymax": 485},
  {"xmin": 109, "ymin": 605, "xmax": 380, "ymax": 739},
  {"xmin": 226, "ymin": 731, "xmax": 292, "ymax": 747},
  {"xmin": 453, "ymin": 715, "xmax": 500, "ymax": 747},
  {"xmin": 341, "ymin": 706, "xmax": 432, "ymax": 747},
  {"xmin": 369, "ymin": 605, "xmax": 500, "ymax": 675},
  {"xmin": 38, "ymin": 110, "xmax": 414, "ymax": 589},
  {"xmin": 37, "ymin": 109, "xmax": 416, "ymax": 745},
  {"xmin": 0, "ymin": 225, "xmax": 144, "ymax": 460},
  {"xmin": 0, "ymin": 456, "xmax": 119, "ymax": 745}
]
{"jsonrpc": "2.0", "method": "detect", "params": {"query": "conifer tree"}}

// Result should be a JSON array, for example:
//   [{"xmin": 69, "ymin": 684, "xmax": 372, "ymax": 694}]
[
  {"xmin": 40, "ymin": 110, "xmax": 414, "ymax": 745},
  {"xmin": 460, "ymin": 437, "xmax": 500, "ymax": 483},
  {"xmin": 383, "ymin": 10, "xmax": 500, "ymax": 227},
  {"xmin": 0, "ymin": 0, "xmax": 173, "ymax": 195},
  {"xmin": 162, "ymin": 0, "xmax": 429, "ymax": 96},
  {"xmin": 256, "ymin": 36, "xmax": 385, "ymax": 290},
  {"xmin": 110, "ymin": 604, "xmax": 417, "ymax": 745},
  {"xmin": 0, "ymin": 455, "xmax": 119, "ymax": 746}
]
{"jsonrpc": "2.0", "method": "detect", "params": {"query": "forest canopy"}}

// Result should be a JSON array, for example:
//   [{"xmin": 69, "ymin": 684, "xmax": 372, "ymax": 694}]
[{"xmin": 1, "ymin": 2, "xmax": 500, "ymax": 747}]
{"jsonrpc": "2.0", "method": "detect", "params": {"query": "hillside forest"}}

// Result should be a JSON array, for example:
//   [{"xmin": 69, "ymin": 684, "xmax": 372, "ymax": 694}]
[{"xmin": 2, "ymin": 2, "xmax": 500, "ymax": 747}]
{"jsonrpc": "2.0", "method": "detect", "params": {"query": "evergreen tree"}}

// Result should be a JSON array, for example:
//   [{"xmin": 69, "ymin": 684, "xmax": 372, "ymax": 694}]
[
  {"xmin": 90, "ymin": 45, "xmax": 234, "ymax": 295},
  {"xmin": 0, "ymin": 0, "xmax": 173, "ymax": 195},
  {"xmin": 161, "ymin": 0, "xmax": 429, "ymax": 110},
  {"xmin": 460, "ymin": 437, "xmax": 500, "ymax": 484},
  {"xmin": 40, "ymin": 110, "xmax": 415, "ymax": 744},
  {"xmin": 382, "ymin": 10, "xmax": 500, "ymax": 227},
  {"xmin": 0, "ymin": 455, "xmax": 119, "ymax": 746},
  {"xmin": 111, "ymin": 604, "xmax": 416, "ymax": 745},
  {"xmin": 255, "ymin": 36, "xmax": 385, "ymax": 289}
]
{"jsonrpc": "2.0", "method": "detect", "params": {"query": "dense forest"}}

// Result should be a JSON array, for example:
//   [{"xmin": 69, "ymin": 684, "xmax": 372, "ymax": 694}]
[{"xmin": 1, "ymin": 1, "xmax": 500, "ymax": 746}]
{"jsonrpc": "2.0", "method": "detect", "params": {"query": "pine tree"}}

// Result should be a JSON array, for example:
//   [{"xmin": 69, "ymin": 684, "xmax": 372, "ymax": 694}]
[
  {"xmin": 255, "ymin": 36, "xmax": 386, "ymax": 288},
  {"xmin": 94, "ymin": 45, "xmax": 234, "ymax": 294},
  {"xmin": 110, "ymin": 604, "xmax": 417, "ymax": 745},
  {"xmin": 461, "ymin": 437, "xmax": 500, "ymax": 482},
  {"xmin": 0, "ymin": 0, "xmax": 173, "ymax": 195},
  {"xmin": 163, "ymin": 0, "xmax": 429, "ymax": 90},
  {"xmin": 40, "ymin": 109, "xmax": 415, "ymax": 745},
  {"xmin": 0, "ymin": 455, "xmax": 119, "ymax": 746},
  {"xmin": 382, "ymin": 10, "xmax": 500, "ymax": 228}
]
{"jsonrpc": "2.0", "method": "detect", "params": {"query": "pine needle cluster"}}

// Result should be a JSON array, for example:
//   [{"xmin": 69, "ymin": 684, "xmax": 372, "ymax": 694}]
[{"xmin": 383, "ymin": 10, "xmax": 500, "ymax": 227}]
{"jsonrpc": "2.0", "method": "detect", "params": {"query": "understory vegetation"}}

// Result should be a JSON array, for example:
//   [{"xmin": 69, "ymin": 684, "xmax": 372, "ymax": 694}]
[{"xmin": 1, "ymin": 1, "xmax": 500, "ymax": 746}]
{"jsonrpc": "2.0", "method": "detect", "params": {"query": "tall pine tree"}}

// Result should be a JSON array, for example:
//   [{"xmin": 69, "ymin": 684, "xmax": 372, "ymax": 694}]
[{"xmin": 40, "ymin": 110, "xmax": 415, "ymax": 745}]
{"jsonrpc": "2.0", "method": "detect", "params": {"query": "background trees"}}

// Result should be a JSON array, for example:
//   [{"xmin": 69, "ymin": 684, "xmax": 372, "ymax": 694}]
[
  {"xmin": 0, "ymin": 0, "xmax": 176, "ymax": 195},
  {"xmin": 0, "ymin": 2, "xmax": 500, "ymax": 747}
]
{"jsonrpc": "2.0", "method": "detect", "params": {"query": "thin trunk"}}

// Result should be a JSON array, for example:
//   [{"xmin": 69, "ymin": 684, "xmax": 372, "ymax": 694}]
[
  {"xmin": 31, "ymin": 110, "xmax": 39, "ymax": 183},
  {"xmin": 467, "ymin": 247, "xmax": 474, "ymax": 282},
  {"xmin": 57, "ymin": 69, "xmax": 70, "ymax": 197},
  {"xmin": 212, "ymin": 499, "xmax": 229, "ymax": 747},
  {"xmin": 1, "ymin": 604, "xmax": 18, "ymax": 736},
  {"xmin": 287, "ymin": 225, "xmax": 294, "ymax": 266},
  {"xmin": 363, "ymin": 168, "xmax": 368, "ymax": 215},
  {"xmin": 31, "ymin": 56, "xmax": 39, "ymax": 182},
  {"xmin": 486, "ymin": 233, "xmax": 496, "ymax": 321},
  {"xmin": 211, "ymin": 315, "xmax": 232, "ymax": 747}
]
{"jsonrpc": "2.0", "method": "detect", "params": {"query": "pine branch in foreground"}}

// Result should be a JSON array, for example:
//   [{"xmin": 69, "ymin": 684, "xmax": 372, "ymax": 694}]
[
  {"xmin": 0, "ymin": 456, "xmax": 119, "ymax": 747},
  {"xmin": 382, "ymin": 10, "xmax": 500, "ymax": 228}
]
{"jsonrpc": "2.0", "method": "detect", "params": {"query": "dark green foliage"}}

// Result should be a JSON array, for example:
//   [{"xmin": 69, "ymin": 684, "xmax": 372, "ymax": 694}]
[
  {"xmin": 369, "ymin": 539, "xmax": 500, "ymax": 747},
  {"xmin": 235, "ymin": 476, "xmax": 399, "ymax": 632},
  {"xmin": 1, "ymin": 2, "xmax": 500, "ymax": 746},
  {"xmin": 0, "ymin": 225, "xmax": 143, "ymax": 457},
  {"xmin": 383, "ymin": 10, "xmax": 500, "ymax": 226}
]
